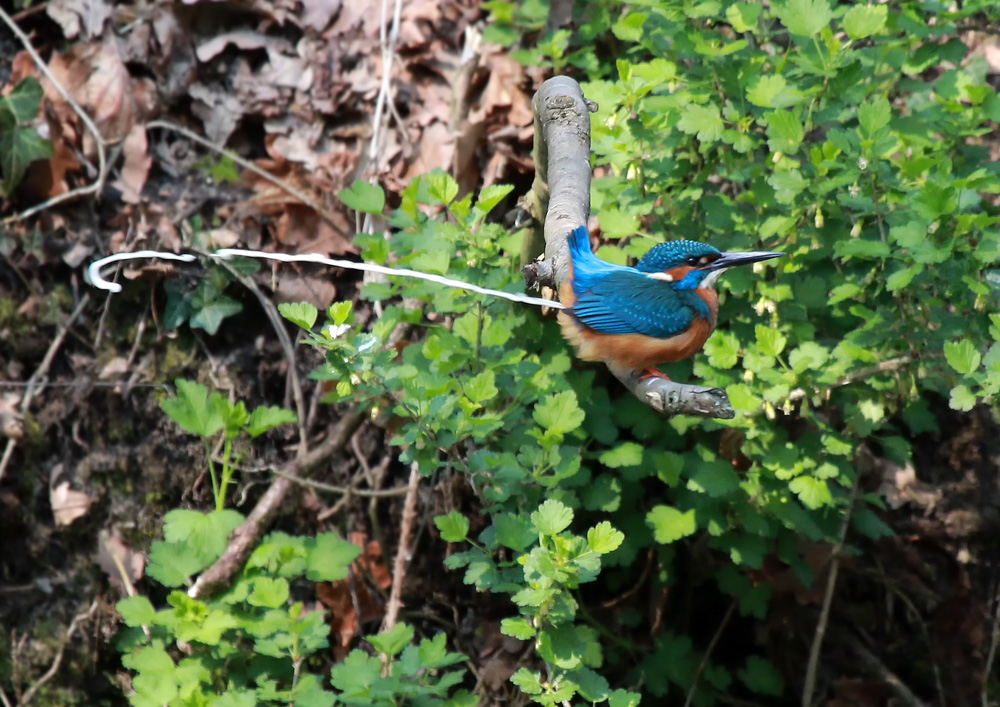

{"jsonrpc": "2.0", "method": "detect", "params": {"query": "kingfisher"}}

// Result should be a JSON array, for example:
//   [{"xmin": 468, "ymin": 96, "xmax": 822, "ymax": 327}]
[{"xmin": 558, "ymin": 225, "xmax": 783, "ymax": 379}]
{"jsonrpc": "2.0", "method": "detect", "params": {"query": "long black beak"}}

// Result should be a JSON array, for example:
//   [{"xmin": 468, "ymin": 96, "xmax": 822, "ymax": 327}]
[{"xmin": 708, "ymin": 250, "xmax": 784, "ymax": 270}]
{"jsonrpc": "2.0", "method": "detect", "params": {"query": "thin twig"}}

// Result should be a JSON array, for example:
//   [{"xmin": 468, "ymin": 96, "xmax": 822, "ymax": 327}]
[
  {"xmin": 18, "ymin": 601, "xmax": 98, "ymax": 706},
  {"xmin": 802, "ymin": 479, "xmax": 860, "ymax": 707},
  {"xmin": 0, "ymin": 6, "xmax": 108, "ymax": 223},
  {"xmin": 0, "ymin": 294, "xmax": 90, "ymax": 484},
  {"xmin": 272, "ymin": 467, "xmax": 410, "ymax": 498},
  {"xmin": 381, "ymin": 461, "xmax": 422, "ymax": 633},
  {"xmin": 684, "ymin": 598, "xmax": 737, "ymax": 707}
]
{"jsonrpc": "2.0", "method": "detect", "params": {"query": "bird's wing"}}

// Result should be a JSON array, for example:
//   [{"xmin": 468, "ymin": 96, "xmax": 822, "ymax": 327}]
[{"xmin": 569, "ymin": 271, "xmax": 698, "ymax": 338}]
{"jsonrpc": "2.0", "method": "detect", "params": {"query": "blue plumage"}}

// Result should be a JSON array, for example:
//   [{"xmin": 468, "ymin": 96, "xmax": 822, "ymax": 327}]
[{"xmin": 565, "ymin": 226, "xmax": 710, "ymax": 338}]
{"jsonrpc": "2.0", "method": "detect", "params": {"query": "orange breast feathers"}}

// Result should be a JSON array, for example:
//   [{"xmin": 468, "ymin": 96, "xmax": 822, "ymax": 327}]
[{"xmin": 558, "ymin": 279, "xmax": 718, "ymax": 371}]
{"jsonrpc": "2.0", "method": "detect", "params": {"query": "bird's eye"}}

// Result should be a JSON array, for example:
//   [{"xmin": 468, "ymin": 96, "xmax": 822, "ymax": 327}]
[{"xmin": 685, "ymin": 256, "xmax": 699, "ymax": 266}]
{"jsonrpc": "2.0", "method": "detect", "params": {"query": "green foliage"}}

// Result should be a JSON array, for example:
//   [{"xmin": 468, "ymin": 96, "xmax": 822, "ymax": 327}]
[
  {"xmin": 164, "ymin": 246, "xmax": 259, "ymax": 334},
  {"xmin": 0, "ymin": 77, "xmax": 54, "ymax": 194},
  {"xmin": 119, "ymin": 515, "xmax": 469, "ymax": 707},
  {"xmin": 471, "ymin": 0, "xmax": 1000, "ymax": 702},
  {"xmin": 160, "ymin": 379, "xmax": 297, "ymax": 509}
]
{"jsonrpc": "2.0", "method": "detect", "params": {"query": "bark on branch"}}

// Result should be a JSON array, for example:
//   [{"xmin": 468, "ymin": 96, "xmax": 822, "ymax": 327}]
[{"xmin": 523, "ymin": 76, "xmax": 734, "ymax": 420}]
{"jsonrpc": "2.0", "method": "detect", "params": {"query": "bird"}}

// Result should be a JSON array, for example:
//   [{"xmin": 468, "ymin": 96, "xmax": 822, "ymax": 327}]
[{"xmin": 558, "ymin": 225, "xmax": 783, "ymax": 379}]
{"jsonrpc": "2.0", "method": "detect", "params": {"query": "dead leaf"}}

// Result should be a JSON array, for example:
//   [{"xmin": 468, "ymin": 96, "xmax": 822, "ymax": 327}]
[
  {"xmin": 113, "ymin": 124, "xmax": 152, "ymax": 203},
  {"xmin": 51, "ymin": 480, "xmax": 92, "ymax": 526},
  {"xmin": 99, "ymin": 356, "xmax": 129, "ymax": 380},
  {"xmin": 189, "ymin": 83, "xmax": 246, "ymax": 145},
  {"xmin": 46, "ymin": 0, "xmax": 113, "ymax": 40},
  {"xmin": 300, "ymin": 0, "xmax": 342, "ymax": 32},
  {"xmin": 96, "ymin": 528, "xmax": 146, "ymax": 590}
]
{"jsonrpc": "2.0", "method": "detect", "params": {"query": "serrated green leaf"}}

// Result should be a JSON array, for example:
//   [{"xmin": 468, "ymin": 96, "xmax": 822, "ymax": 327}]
[
  {"xmin": 775, "ymin": 0, "xmax": 832, "ymax": 36},
  {"xmin": 367, "ymin": 622, "xmax": 414, "ymax": 657},
  {"xmin": 747, "ymin": 75, "xmax": 787, "ymax": 108},
  {"xmin": 533, "ymin": 390, "xmax": 585, "ymax": 435},
  {"xmin": 587, "ymin": 521, "xmax": 624, "ymax": 554},
  {"xmin": 305, "ymin": 533, "xmax": 361, "ymax": 581},
  {"xmin": 726, "ymin": 3, "xmax": 761, "ymax": 32},
  {"xmin": 835, "ymin": 239, "xmax": 890, "ymax": 259},
  {"xmin": 427, "ymin": 172, "xmax": 460, "ymax": 205},
  {"xmin": 248, "ymin": 576, "xmax": 290, "ymax": 608},
  {"xmin": 117, "ymin": 595, "xmax": 156, "ymax": 627},
  {"xmin": 246, "ymin": 405, "xmax": 297, "ymax": 437},
  {"xmin": 843, "ymin": 4, "xmax": 887, "ymax": 40},
  {"xmin": 646, "ymin": 505, "xmax": 697, "ymax": 543},
  {"xmin": 435, "ymin": 511, "xmax": 470, "ymax": 542},
  {"xmin": 501, "ymin": 617, "xmax": 536, "ymax": 640},
  {"xmin": 766, "ymin": 110, "xmax": 804, "ymax": 153},
  {"xmin": 338, "ymin": 180, "xmax": 385, "ymax": 214},
  {"xmin": 755, "ymin": 325, "xmax": 787, "ymax": 357},
  {"xmin": 788, "ymin": 342, "xmax": 829, "ymax": 372},
  {"xmin": 278, "ymin": 302, "xmax": 317, "ymax": 330},
  {"xmin": 739, "ymin": 655, "xmax": 785, "ymax": 696},
  {"xmin": 465, "ymin": 369, "xmax": 498, "ymax": 404},
  {"xmin": 949, "ymin": 384, "xmax": 977, "ymax": 411},
  {"xmin": 532, "ymin": 499, "xmax": 573, "ymax": 536},
  {"xmin": 858, "ymin": 96, "xmax": 891, "ymax": 136},
  {"xmin": 678, "ymin": 103, "xmax": 724, "ymax": 142},
  {"xmin": 944, "ymin": 339, "xmax": 981, "ymax": 375},
  {"xmin": 599, "ymin": 441, "xmax": 643, "ymax": 468},
  {"xmin": 161, "ymin": 379, "xmax": 224, "ymax": 438},
  {"xmin": 475, "ymin": 184, "xmax": 515, "ymax": 214},
  {"xmin": 788, "ymin": 476, "xmax": 832, "ymax": 509},
  {"xmin": 705, "ymin": 329, "xmax": 740, "ymax": 369}
]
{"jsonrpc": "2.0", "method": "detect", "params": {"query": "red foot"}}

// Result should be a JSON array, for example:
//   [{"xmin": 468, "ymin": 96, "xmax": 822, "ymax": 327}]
[{"xmin": 639, "ymin": 367, "xmax": 671, "ymax": 381}]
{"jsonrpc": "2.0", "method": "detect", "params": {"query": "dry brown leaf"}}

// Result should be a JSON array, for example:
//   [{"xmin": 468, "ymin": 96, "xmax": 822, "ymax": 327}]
[
  {"xmin": 113, "ymin": 124, "xmax": 152, "ymax": 203},
  {"xmin": 196, "ymin": 31, "xmax": 283, "ymax": 62},
  {"xmin": 46, "ymin": 0, "xmax": 113, "ymax": 40},
  {"xmin": 273, "ymin": 273, "xmax": 337, "ymax": 310},
  {"xmin": 99, "ymin": 356, "xmax": 129, "ymax": 380},
  {"xmin": 0, "ymin": 393, "xmax": 24, "ymax": 441},
  {"xmin": 300, "ymin": 0, "xmax": 342, "ymax": 32},
  {"xmin": 272, "ymin": 203, "xmax": 355, "ymax": 256},
  {"xmin": 96, "ymin": 528, "xmax": 146, "ymax": 589},
  {"xmin": 404, "ymin": 121, "xmax": 455, "ymax": 180},
  {"xmin": 189, "ymin": 83, "xmax": 246, "ymax": 145},
  {"xmin": 51, "ymin": 480, "xmax": 92, "ymax": 526}
]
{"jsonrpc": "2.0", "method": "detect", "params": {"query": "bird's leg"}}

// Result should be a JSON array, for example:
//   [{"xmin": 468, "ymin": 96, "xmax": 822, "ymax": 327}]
[{"xmin": 639, "ymin": 367, "xmax": 671, "ymax": 381}]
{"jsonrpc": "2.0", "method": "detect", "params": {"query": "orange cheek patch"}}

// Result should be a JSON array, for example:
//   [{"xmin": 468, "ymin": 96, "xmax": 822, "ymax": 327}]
[{"xmin": 665, "ymin": 265, "xmax": 695, "ymax": 283}]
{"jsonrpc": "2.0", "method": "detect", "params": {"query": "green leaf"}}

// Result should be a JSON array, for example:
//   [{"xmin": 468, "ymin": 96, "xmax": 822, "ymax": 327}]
[
  {"xmin": 688, "ymin": 460, "xmax": 741, "ymax": 497},
  {"xmin": 944, "ymin": 340, "xmax": 981, "ymax": 375},
  {"xmin": 788, "ymin": 342, "xmax": 829, "ymax": 372},
  {"xmin": 246, "ymin": 405, "xmax": 297, "ymax": 437},
  {"xmin": 367, "ymin": 622, "xmax": 414, "ymax": 657},
  {"xmin": 427, "ymin": 172, "xmax": 460, "ymax": 205},
  {"xmin": 188, "ymin": 295, "xmax": 242, "ymax": 335},
  {"xmin": 533, "ymin": 390, "xmax": 585, "ymax": 435},
  {"xmin": 0, "ymin": 125, "xmax": 53, "ymax": 192},
  {"xmin": 836, "ymin": 239, "xmax": 890, "ymax": 259},
  {"xmin": 117, "ymin": 595, "xmax": 156, "ymax": 627},
  {"xmin": 599, "ymin": 441, "xmax": 643, "ymax": 468},
  {"xmin": 646, "ymin": 506, "xmax": 697, "ymax": 544},
  {"xmin": 122, "ymin": 646, "xmax": 178, "ymax": 705},
  {"xmin": 163, "ymin": 509, "xmax": 244, "ymax": 559},
  {"xmin": 858, "ymin": 96, "xmax": 891, "ymax": 136},
  {"xmin": 843, "ymin": 4, "xmax": 887, "ymax": 40},
  {"xmin": 330, "ymin": 649, "xmax": 382, "ymax": 694},
  {"xmin": 435, "ymin": 511, "xmax": 470, "ymax": 542},
  {"xmin": 587, "ymin": 521, "xmax": 624, "ymax": 554},
  {"xmin": 248, "ymin": 576, "xmax": 290, "ymax": 608},
  {"xmin": 609, "ymin": 690, "xmax": 642, "ymax": 707},
  {"xmin": 338, "ymin": 180, "xmax": 385, "ymax": 214},
  {"xmin": 766, "ymin": 110, "xmax": 804, "ymax": 153},
  {"xmin": 677, "ymin": 103, "xmax": 724, "ymax": 143},
  {"xmin": 788, "ymin": 476, "xmax": 832, "ymax": 509},
  {"xmin": 305, "ymin": 533, "xmax": 361, "ymax": 581},
  {"xmin": 726, "ymin": 3, "xmax": 761, "ymax": 32},
  {"xmin": 278, "ymin": 302, "xmax": 317, "ymax": 330},
  {"xmin": 747, "ymin": 75, "xmax": 787, "ymax": 108},
  {"xmin": 532, "ymin": 499, "xmax": 573, "ymax": 536},
  {"xmin": 328, "ymin": 301, "xmax": 354, "ymax": 326},
  {"xmin": 774, "ymin": 0, "xmax": 832, "ymax": 36},
  {"xmin": 886, "ymin": 265, "xmax": 921, "ymax": 292},
  {"xmin": 475, "ymin": 184, "xmax": 515, "ymax": 214},
  {"xmin": 705, "ymin": 330, "xmax": 740, "ymax": 368},
  {"xmin": 501, "ymin": 617, "xmax": 536, "ymax": 640},
  {"xmin": 739, "ymin": 656, "xmax": 785, "ymax": 696},
  {"xmin": 755, "ymin": 325, "xmax": 787, "ymax": 357},
  {"xmin": 0, "ymin": 77, "xmax": 44, "ymax": 126},
  {"xmin": 465, "ymin": 370, "xmax": 498, "ymax": 404},
  {"xmin": 949, "ymin": 384, "xmax": 977, "ymax": 411}
]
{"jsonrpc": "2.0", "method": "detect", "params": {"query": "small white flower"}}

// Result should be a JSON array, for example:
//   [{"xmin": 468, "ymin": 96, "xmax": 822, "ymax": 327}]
[
  {"xmin": 858, "ymin": 157, "xmax": 869, "ymax": 170},
  {"xmin": 325, "ymin": 323, "xmax": 351, "ymax": 338}
]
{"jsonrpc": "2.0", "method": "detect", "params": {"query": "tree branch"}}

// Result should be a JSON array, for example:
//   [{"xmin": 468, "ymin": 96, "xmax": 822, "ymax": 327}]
[{"xmin": 525, "ymin": 77, "xmax": 734, "ymax": 419}]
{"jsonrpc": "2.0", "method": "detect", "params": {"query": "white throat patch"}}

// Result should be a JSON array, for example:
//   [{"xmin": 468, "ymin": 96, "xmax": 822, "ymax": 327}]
[{"xmin": 699, "ymin": 269, "xmax": 727, "ymax": 289}]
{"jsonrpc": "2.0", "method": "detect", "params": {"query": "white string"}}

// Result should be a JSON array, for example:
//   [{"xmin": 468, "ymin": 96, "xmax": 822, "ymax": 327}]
[{"xmin": 86, "ymin": 248, "xmax": 564, "ymax": 310}]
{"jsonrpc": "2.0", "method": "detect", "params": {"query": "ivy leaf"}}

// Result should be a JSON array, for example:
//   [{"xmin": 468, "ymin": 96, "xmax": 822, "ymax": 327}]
[
  {"xmin": 774, "ymin": 0, "xmax": 832, "ymax": 37},
  {"xmin": 0, "ymin": 76, "xmax": 44, "ymax": 126},
  {"xmin": 0, "ymin": 125, "xmax": 53, "ymax": 192},
  {"xmin": 843, "ymin": 4, "xmax": 887, "ymax": 40},
  {"xmin": 587, "ymin": 521, "xmax": 624, "ymax": 554},
  {"xmin": 189, "ymin": 295, "xmax": 242, "ymax": 335},
  {"xmin": 944, "ymin": 339, "xmax": 981, "ymax": 375},
  {"xmin": 646, "ymin": 506, "xmax": 697, "ymax": 544},
  {"xmin": 435, "ymin": 511, "xmax": 470, "ymax": 542},
  {"xmin": 677, "ymin": 103, "xmax": 724, "ymax": 142},
  {"xmin": 278, "ymin": 302, "xmax": 317, "ymax": 330},
  {"xmin": 532, "ymin": 499, "xmax": 573, "ymax": 536},
  {"xmin": 338, "ymin": 180, "xmax": 385, "ymax": 214}
]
